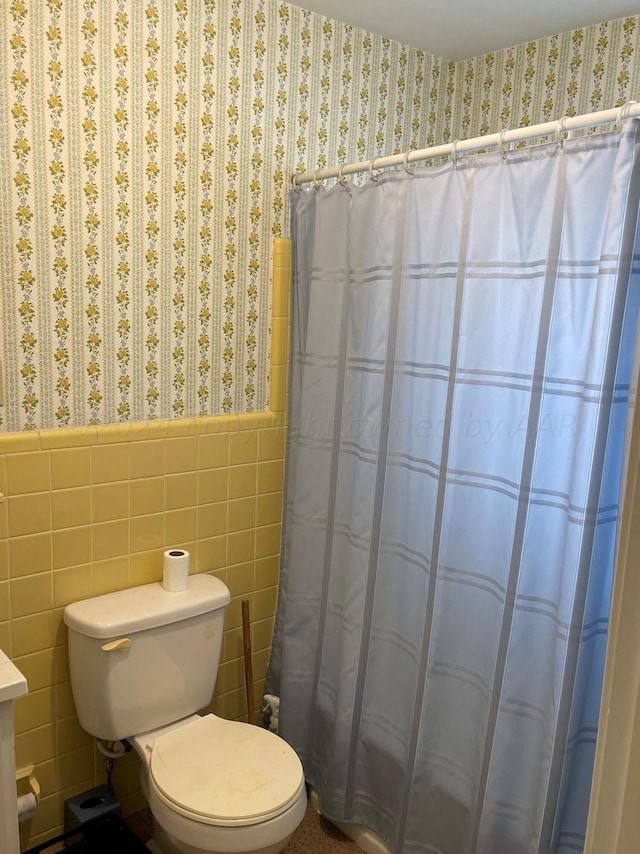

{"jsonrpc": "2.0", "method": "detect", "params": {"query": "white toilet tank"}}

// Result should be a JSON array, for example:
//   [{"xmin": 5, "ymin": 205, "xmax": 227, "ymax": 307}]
[{"xmin": 64, "ymin": 574, "xmax": 231, "ymax": 741}]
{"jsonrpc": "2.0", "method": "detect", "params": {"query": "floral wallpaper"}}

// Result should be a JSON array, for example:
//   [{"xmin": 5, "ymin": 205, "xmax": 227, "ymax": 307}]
[
  {"xmin": 446, "ymin": 16, "xmax": 640, "ymax": 146},
  {"xmin": 0, "ymin": 3, "xmax": 639, "ymax": 432},
  {"xmin": 0, "ymin": 0, "xmax": 438, "ymax": 431}
]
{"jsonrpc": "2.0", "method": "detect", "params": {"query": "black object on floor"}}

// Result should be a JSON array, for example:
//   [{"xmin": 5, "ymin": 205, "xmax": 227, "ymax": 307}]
[
  {"xmin": 64, "ymin": 784, "xmax": 121, "ymax": 832},
  {"xmin": 23, "ymin": 814, "xmax": 149, "ymax": 853}
]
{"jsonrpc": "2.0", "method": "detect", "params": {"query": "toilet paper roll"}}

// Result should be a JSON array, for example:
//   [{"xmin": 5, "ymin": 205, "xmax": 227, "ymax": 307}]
[
  {"xmin": 17, "ymin": 793, "xmax": 37, "ymax": 823},
  {"xmin": 163, "ymin": 549, "xmax": 190, "ymax": 592}
]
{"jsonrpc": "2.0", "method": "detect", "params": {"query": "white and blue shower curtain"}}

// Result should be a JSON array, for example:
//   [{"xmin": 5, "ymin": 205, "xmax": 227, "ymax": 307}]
[{"xmin": 266, "ymin": 123, "xmax": 640, "ymax": 854}]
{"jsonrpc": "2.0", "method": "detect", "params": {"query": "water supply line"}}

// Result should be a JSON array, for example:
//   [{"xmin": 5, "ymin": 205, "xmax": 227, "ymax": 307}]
[
  {"xmin": 95, "ymin": 739, "xmax": 131, "ymax": 792},
  {"xmin": 95, "ymin": 738, "xmax": 129, "ymax": 759}
]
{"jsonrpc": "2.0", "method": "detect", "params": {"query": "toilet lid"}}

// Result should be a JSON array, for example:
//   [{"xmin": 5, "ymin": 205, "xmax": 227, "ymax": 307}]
[{"xmin": 149, "ymin": 714, "xmax": 305, "ymax": 827}]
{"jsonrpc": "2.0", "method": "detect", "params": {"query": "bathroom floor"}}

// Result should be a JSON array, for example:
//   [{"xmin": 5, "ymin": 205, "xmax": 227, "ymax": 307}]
[
  {"xmin": 24, "ymin": 815, "xmax": 150, "ymax": 854},
  {"xmin": 283, "ymin": 801, "xmax": 361, "ymax": 852},
  {"xmin": 124, "ymin": 800, "xmax": 361, "ymax": 852}
]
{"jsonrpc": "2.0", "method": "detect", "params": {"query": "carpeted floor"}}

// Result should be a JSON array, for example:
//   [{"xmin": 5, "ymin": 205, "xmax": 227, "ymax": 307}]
[
  {"xmin": 284, "ymin": 801, "xmax": 359, "ymax": 852},
  {"xmin": 125, "ymin": 800, "xmax": 360, "ymax": 852}
]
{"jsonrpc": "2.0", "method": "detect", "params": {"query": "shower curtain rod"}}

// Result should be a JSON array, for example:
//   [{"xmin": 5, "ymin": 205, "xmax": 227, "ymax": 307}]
[{"xmin": 291, "ymin": 100, "xmax": 640, "ymax": 187}]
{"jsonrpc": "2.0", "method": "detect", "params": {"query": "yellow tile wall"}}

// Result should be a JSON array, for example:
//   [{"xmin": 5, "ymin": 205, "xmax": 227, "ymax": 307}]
[{"xmin": 2, "ymin": 240, "xmax": 291, "ymax": 851}]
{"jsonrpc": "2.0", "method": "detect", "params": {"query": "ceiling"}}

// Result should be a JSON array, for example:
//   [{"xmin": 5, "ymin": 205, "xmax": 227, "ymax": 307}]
[{"xmin": 290, "ymin": 0, "xmax": 639, "ymax": 61}]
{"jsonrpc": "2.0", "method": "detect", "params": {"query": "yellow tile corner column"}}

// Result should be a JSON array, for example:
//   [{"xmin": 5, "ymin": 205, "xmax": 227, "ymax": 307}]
[{"xmin": 270, "ymin": 238, "xmax": 291, "ymax": 416}]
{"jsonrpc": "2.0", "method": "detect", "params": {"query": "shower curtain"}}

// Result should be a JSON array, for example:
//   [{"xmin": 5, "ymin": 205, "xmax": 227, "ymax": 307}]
[{"xmin": 266, "ymin": 123, "xmax": 640, "ymax": 854}]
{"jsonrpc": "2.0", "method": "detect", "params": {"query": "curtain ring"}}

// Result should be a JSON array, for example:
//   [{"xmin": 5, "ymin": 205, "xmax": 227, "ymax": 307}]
[
  {"xmin": 450, "ymin": 139, "xmax": 459, "ymax": 164},
  {"xmin": 555, "ymin": 116, "xmax": 569, "ymax": 148},
  {"xmin": 616, "ymin": 100, "xmax": 638, "ymax": 127},
  {"xmin": 368, "ymin": 157, "xmax": 380, "ymax": 182},
  {"xmin": 312, "ymin": 168, "xmax": 323, "ymax": 189},
  {"xmin": 497, "ymin": 129, "xmax": 508, "ymax": 160},
  {"xmin": 290, "ymin": 173, "xmax": 302, "ymax": 193},
  {"xmin": 337, "ymin": 163, "xmax": 348, "ymax": 186},
  {"xmin": 403, "ymin": 150, "xmax": 415, "ymax": 175}
]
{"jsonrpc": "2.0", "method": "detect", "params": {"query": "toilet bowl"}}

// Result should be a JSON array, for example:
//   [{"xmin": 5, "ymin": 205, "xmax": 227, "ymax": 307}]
[
  {"xmin": 131, "ymin": 714, "xmax": 307, "ymax": 854},
  {"xmin": 63, "ymin": 575, "xmax": 307, "ymax": 854}
]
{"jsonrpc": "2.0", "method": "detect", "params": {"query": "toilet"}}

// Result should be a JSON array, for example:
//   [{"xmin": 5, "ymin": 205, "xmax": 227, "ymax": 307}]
[{"xmin": 63, "ymin": 575, "xmax": 306, "ymax": 854}]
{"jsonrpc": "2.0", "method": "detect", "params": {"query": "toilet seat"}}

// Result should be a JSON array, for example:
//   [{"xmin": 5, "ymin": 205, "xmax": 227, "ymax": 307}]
[{"xmin": 149, "ymin": 714, "xmax": 305, "ymax": 828}]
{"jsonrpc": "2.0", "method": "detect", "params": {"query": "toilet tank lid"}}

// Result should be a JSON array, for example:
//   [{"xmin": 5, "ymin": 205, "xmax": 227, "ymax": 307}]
[{"xmin": 63, "ymin": 575, "xmax": 231, "ymax": 639}]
